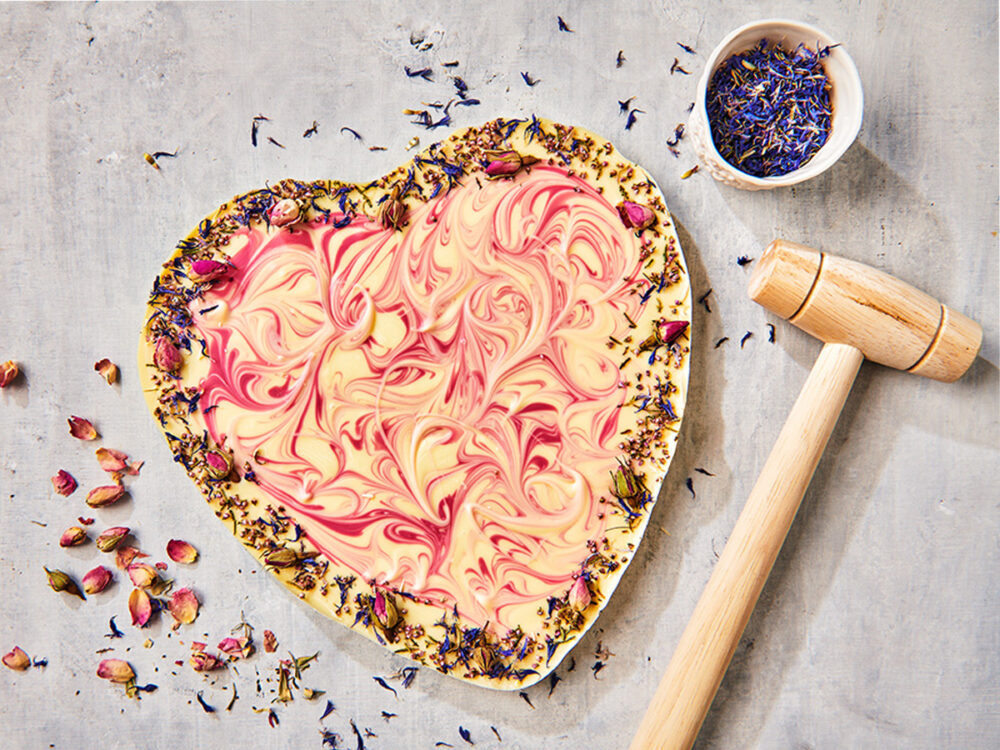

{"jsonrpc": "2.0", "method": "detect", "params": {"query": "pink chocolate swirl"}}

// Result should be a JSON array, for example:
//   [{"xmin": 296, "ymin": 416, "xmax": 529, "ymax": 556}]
[{"xmin": 192, "ymin": 166, "xmax": 649, "ymax": 629}]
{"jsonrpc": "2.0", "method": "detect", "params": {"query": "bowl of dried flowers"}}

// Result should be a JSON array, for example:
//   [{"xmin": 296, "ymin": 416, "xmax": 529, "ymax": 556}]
[{"xmin": 689, "ymin": 18, "xmax": 864, "ymax": 190}]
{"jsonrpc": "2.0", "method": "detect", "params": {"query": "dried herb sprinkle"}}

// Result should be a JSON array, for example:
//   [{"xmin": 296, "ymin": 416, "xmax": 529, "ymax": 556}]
[{"xmin": 707, "ymin": 40, "xmax": 834, "ymax": 177}]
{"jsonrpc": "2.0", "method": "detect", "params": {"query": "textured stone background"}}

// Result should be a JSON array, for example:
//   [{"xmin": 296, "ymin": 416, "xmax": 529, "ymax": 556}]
[{"xmin": 1, "ymin": 2, "xmax": 997, "ymax": 748}]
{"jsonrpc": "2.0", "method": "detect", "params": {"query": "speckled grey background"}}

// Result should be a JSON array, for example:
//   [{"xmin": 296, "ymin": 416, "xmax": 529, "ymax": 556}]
[{"xmin": 1, "ymin": 2, "xmax": 997, "ymax": 748}]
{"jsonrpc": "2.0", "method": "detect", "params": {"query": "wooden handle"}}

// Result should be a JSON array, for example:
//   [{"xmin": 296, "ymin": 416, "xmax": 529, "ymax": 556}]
[{"xmin": 630, "ymin": 342, "xmax": 865, "ymax": 750}]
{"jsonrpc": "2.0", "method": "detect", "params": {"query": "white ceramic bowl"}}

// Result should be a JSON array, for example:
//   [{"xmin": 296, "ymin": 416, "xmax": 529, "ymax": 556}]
[{"xmin": 689, "ymin": 19, "xmax": 864, "ymax": 190}]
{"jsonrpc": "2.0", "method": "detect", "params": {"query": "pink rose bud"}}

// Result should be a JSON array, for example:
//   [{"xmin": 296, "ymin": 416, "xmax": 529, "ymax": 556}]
[
  {"xmin": 153, "ymin": 337, "xmax": 183, "ymax": 373},
  {"xmin": 127, "ymin": 562, "xmax": 159, "ymax": 588},
  {"xmin": 373, "ymin": 588, "xmax": 399, "ymax": 629},
  {"xmin": 128, "ymin": 587, "xmax": 154, "ymax": 627},
  {"xmin": 378, "ymin": 188, "xmax": 407, "ymax": 231},
  {"xmin": 0, "ymin": 360, "xmax": 20, "ymax": 388},
  {"xmin": 168, "ymin": 588, "xmax": 200, "ymax": 626},
  {"xmin": 68, "ymin": 416, "xmax": 98, "ymax": 441},
  {"xmin": 95, "ymin": 526, "xmax": 130, "ymax": 553},
  {"xmin": 93, "ymin": 358, "xmax": 119, "ymax": 385},
  {"xmin": 660, "ymin": 319, "xmax": 689, "ymax": 345},
  {"xmin": 204, "ymin": 450, "xmax": 233, "ymax": 480},
  {"xmin": 44, "ymin": 567, "xmax": 85, "ymax": 600},
  {"xmin": 59, "ymin": 526, "xmax": 88, "ymax": 547},
  {"xmin": 189, "ymin": 258, "xmax": 230, "ymax": 283},
  {"xmin": 51, "ymin": 469, "xmax": 78, "ymax": 496},
  {"xmin": 85, "ymin": 484, "xmax": 125, "ymax": 508},
  {"xmin": 568, "ymin": 575, "xmax": 591, "ymax": 611},
  {"xmin": 95, "ymin": 447, "xmax": 129, "ymax": 473},
  {"xmin": 82, "ymin": 565, "xmax": 113, "ymax": 594},
  {"xmin": 268, "ymin": 198, "xmax": 301, "ymax": 228},
  {"xmin": 2, "ymin": 646, "xmax": 30, "ymax": 671},
  {"xmin": 97, "ymin": 658, "xmax": 135, "ymax": 683},
  {"xmin": 616, "ymin": 200, "xmax": 656, "ymax": 231},
  {"xmin": 166, "ymin": 539, "xmax": 199, "ymax": 564}
]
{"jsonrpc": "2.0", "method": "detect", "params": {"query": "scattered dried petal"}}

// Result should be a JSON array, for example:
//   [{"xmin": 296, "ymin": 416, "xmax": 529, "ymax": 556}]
[
  {"xmin": 2, "ymin": 647, "xmax": 30, "ymax": 671},
  {"xmin": 59, "ymin": 526, "xmax": 88, "ymax": 547},
  {"xmin": 44, "ymin": 567, "xmax": 85, "ymax": 600},
  {"xmin": 165, "ymin": 538, "xmax": 198, "ymax": 564},
  {"xmin": 568, "ymin": 575, "xmax": 591, "ymax": 611},
  {"xmin": 217, "ymin": 635, "xmax": 253, "ymax": 659},
  {"xmin": 263, "ymin": 630, "xmax": 277, "ymax": 653},
  {"xmin": 127, "ymin": 562, "xmax": 159, "ymax": 588},
  {"xmin": 616, "ymin": 201, "xmax": 656, "ymax": 230},
  {"xmin": 68, "ymin": 416, "xmax": 98, "ymax": 441},
  {"xmin": 168, "ymin": 588, "xmax": 199, "ymax": 626},
  {"xmin": 153, "ymin": 337, "xmax": 183, "ymax": 373},
  {"xmin": 85, "ymin": 484, "xmax": 125, "ymax": 508},
  {"xmin": 82, "ymin": 565, "xmax": 113, "ymax": 594},
  {"xmin": 190, "ymin": 648, "xmax": 224, "ymax": 672},
  {"xmin": 115, "ymin": 545, "xmax": 146, "ymax": 569},
  {"xmin": 95, "ymin": 447, "xmax": 129, "ymax": 473},
  {"xmin": 51, "ymin": 469, "xmax": 77, "ymax": 496},
  {"xmin": 94, "ymin": 358, "xmax": 119, "ymax": 385},
  {"xmin": 96, "ymin": 526, "xmax": 130, "ymax": 553},
  {"xmin": 128, "ymin": 587, "xmax": 153, "ymax": 627},
  {"xmin": 78, "ymin": 516, "xmax": 94, "ymax": 525},
  {"xmin": 0, "ymin": 360, "xmax": 19, "ymax": 388},
  {"xmin": 269, "ymin": 198, "xmax": 301, "ymax": 228},
  {"xmin": 97, "ymin": 658, "xmax": 135, "ymax": 683}
]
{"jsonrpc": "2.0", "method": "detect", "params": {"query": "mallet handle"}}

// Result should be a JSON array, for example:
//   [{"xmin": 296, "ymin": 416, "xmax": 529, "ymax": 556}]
[{"xmin": 630, "ymin": 342, "xmax": 865, "ymax": 750}]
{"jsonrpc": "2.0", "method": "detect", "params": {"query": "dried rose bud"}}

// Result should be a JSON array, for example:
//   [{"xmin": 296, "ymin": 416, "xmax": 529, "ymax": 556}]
[
  {"xmin": 94, "ymin": 358, "xmax": 119, "ymax": 385},
  {"xmin": 262, "ymin": 630, "xmax": 277, "ymax": 653},
  {"xmin": 115, "ymin": 545, "xmax": 146, "ymax": 569},
  {"xmin": 269, "ymin": 198, "xmax": 301, "ymax": 228},
  {"xmin": 86, "ymin": 484, "xmax": 125, "ymax": 508},
  {"xmin": 0, "ymin": 360, "xmax": 19, "ymax": 388},
  {"xmin": 190, "ymin": 649, "xmax": 224, "ymax": 672},
  {"xmin": 2, "ymin": 646, "xmax": 30, "ymax": 671},
  {"xmin": 153, "ymin": 337, "xmax": 183, "ymax": 373},
  {"xmin": 82, "ymin": 565, "xmax": 113, "ymax": 594},
  {"xmin": 483, "ymin": 149, "xmax": 537, "ymax": 179},
  {"xmin": 189, "ymin": 258, "xmax": 230, "ymax": 283},
  {"xmin": 611, "ymin": 462, "xmax": 643, "ymax": 502},
  {"xmin": 59, "ymin": 526, "xmax": 88, "ymax": 548},
  {"xmin": 97, "ymin": 658, "xmax": 135, "ymax": 683},
  {"xmin": 378, "ymin": 187, "xmax": 407, "ymax": 231},
  {"xmin": 127, "ymin": 562, "xmax": 159, "ymax": 588},
  {"xmin": 96, "ymin": 526, "xmax": 130, "ymax": 553},
  {"xmin": 95, "ymin": 447, "xmax": 129, "ymax": 473},
  {"xmin": 660, "ymin": 319, "xmax": 689, "ymax": 345},
  {"xmin": 68, "ymin": 416, "xmax": 98, "ymax": 441},
  {"xmin": 128, "ymin": 587, "xmax": 154, "ymax": 627},
  {"xmin": 166, "ymin": 539, "xmax": 198, "ymax": 564},
  {"xmin": 264, "ymin": 548, "xmax": 300, "ymax": 568},
  {"xmin": 616, "ymin": 200, "xmax": 656, "ymax": 231},
  {"xmin": 168, "ymin": 588, "xmax": 199, "ymax": 625},
  {"xmin": 372, "ymin": 588, "xmax": 399, "ymax": 630},
  {"xmin": 568, "ymin": 575, "xmax": 591, "ymax": 611},
  {"xmin": 217, "ymin": 636, "xmax": 253, "ymax": 659},
  {"xmin": 44, "ymin": 567, "xmax": 85, "ymax": 600},
  {"xmin": 51, "ymin": 469, "xmax": 77, "ymax": 496},
  {"xmin": 204, "ymin": 450, "xmax": 233, "ymax": 480}
]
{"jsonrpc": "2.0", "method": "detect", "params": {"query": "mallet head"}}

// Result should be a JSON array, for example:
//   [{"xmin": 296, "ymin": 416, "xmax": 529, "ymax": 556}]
[{"xmin": 749, "ymin": 240, "xmax": 982, "ymax": 382}]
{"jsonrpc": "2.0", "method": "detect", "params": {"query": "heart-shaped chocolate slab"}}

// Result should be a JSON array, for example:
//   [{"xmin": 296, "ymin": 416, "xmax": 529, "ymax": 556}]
[{"xmin": 139, "ymin": 117, "xmax": 691, "ymax": 688}]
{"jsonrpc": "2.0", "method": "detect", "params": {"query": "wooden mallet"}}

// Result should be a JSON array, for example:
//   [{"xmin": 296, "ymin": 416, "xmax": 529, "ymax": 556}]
[{"xmin": 630, "ymin": 239, "xmax": 983, "ymax": 750}]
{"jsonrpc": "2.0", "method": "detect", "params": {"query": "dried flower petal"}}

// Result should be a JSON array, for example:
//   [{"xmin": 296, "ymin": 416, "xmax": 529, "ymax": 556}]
[
  {"xmin": 263, "ymin": 630, "xmax": 277, "ymax": 653},
  {"xmin": 483, "ymin": 149, "xmax": 537, "ymax": 179},
  {"xmin": 190, "ymin": 649, "xmax": 224, "ymax": 672},
  {"xmin": 96, "ymin": 526, "xmax": 130, "ymax": 553},
  {"xmin": 68, "ymin": 416, "xmax": 98, "ymax": 441},
  {"xmin": 44, "ymin": 567, "xmax": 85, "ymax": 600},
  {"xmin": 204, "ymin": 450, "xmax": 233, "ymax": 480},
  {"xmin": 127, "ymin": 562, "xmax": 159, "ymax": 588},
  {"xmin": 115, "ymin": 545, "xmax": 146, "ymax": 569},
  {"xmin": 51, "ymin": 469, "xmax": 78, "ymax": 496},
  {"xmin": 269, "ymin": 198, "xmax": 301, "ymax": 228},
  {"xmin": 168, "ymin": 588, "xmax": 199, "ymax": 625},
  {"xmin": 166, "ymin": 539, "xmax": 198, "ymax": 564},
  {"xmin": 660, "ymin": 319, "xmax": 689, "ymax": 345},
  {"xmin": 85, "ymin": 484, "xmax": 125, "ymax": 508},
  {"xmin": 59, "ymin": 526, "xmax": 88, "ymax": 547},
  {"xmin": 568, "ymin": 575, "xmax": 591, "ymax": 611},
  {"xmin": 153, "ymin": 337, "xmax": 183, "ymax": 374},
  {"xmin": 217, "ymin": 635, "xmax": 253, "ymax": 659},
  {"xmin": 82, "ymin": 565, "xmax": 113, "ymax": 594},
  {"xmin": 78, "ymin": 516, "xmax": 94, "ymax": 525},
  {"xmin": 128, "ymin": 587, "xmax": 153, "ymax": 627},
  {"xmin": 378, "ymin": 186, "xmax": 407, "ymax": 231},
  {"xmin": 94, "ymin": 358, "xmax": 119, "ymax": 385},
  {"xmin": 0, "ymin": 360, "xmax": 19, "ymax": 388},
  {"xmin": 189, "ymin": 258, "xmax": 230, "ymax": 283},
  {"xmin": 264, "ymin": 548, "xmax": 300, "ymax": 568},
  {"xmin": 616, "ymin": 201, "xmax": 656, "ymax": 231},
  {"xmin": 95, "ymin": 447, "xmax": 129, "ymax": 473},
  {"xmin": 97, "ymin": 658, "xmax": 135, "ymax": 683},
  {"xmin": 2, "ymin": 646, "xmax": 30, "ymax": 671}
]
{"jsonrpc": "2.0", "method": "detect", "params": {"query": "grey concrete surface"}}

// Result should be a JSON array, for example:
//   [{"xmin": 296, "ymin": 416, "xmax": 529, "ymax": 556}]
[{"xmin": 1, "ymin": 2, "xmax": 997, "ymax": 748}]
